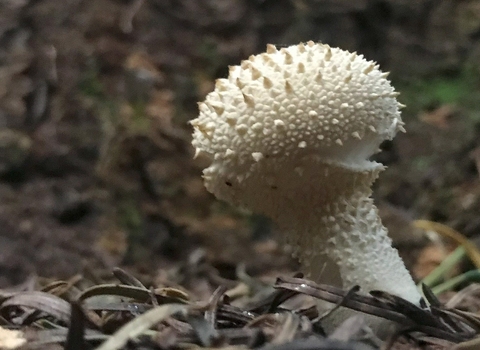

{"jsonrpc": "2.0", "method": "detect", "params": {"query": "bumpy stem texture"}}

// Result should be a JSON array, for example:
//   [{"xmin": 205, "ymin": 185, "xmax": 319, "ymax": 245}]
[
  {"xmin": 306, "ymin": 194, "xmax": 421, "ymax": 304},
  {"xmin": 260, "ymin": 158, "xmax": 422, "ymax": 305}
]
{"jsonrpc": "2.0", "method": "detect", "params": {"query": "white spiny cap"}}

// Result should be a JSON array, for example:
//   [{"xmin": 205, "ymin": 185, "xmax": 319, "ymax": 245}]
[{"xmin": 191, "ymin": 42, "xmax": 404, "ymax": 205}]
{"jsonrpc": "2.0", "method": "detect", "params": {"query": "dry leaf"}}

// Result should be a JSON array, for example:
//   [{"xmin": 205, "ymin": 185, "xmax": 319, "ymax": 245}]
[
  {"xmin": 146, "ymin": 89, "xmax": 174, "ymax": 128},
  {"xmin": 125, "ymin": 52, "xmax": 162, "ymax": 79},
  {"xmin": 419, "ymin": 104, "xmax": 455, "ymax": 129},
  {"xmin": 453, "ymin": 336, "xmax": 480, "ymax": 350},
  {"xmin": 413, "ymin": 220, "xmax": 480, "ymax": 268},
  {"xmin": 413, "ymin": 244, "xmax": 450, "ymax": 280}
]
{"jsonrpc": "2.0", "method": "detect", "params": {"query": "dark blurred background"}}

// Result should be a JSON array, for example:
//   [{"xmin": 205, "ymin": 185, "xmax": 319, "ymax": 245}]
[{"xmin": 0, "ymin": 0, "xmax": 479, "ymax": 290}]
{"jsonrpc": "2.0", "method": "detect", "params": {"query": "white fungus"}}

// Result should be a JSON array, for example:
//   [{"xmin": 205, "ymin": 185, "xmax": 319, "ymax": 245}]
[{"xmin": 191, "ymin": 42, "xmax": 422, "ymax": 326}]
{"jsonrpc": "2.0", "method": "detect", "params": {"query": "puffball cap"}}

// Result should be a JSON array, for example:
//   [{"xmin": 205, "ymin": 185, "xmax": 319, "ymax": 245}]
[{"xmin": 191, "ymin": 42, "xmax": 404, "ymax": 202}]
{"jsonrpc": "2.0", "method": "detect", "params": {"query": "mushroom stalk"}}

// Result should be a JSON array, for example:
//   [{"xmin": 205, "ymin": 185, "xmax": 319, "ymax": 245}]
[{"xmin": 264, "ymin": 160, "xmax": 421, "ymax": 304}]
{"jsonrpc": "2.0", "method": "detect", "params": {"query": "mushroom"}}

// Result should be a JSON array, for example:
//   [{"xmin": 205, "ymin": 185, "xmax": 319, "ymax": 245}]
[{"xmin": 191, "ymin": 42, "xmax": 422, "ymax": 310}]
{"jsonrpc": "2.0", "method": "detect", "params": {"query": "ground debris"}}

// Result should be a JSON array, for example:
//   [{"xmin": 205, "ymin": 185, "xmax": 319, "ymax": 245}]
[{"xmin": 0, "ymin": 270, "xmax": 479, "ymax": 350}]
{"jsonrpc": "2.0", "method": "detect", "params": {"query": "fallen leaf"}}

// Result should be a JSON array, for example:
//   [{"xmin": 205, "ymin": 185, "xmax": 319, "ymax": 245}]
[
  {"xmin": 95, "ymin": 303, "xmax": 189, "ymax": 350},
  {"xmin": 413, "ymin": 244, "xmax": 450, "ymax": 280},
  {"xmin": 1, "ymin": 291, "xmax": 71, "ymax": 324},
  {"xmin": 419, "ymin": 104, "xmax": 455, "ymax": 129},
  {"xmin": 414, "ymin": 220, "xmax": 480, "ymax": 268}
]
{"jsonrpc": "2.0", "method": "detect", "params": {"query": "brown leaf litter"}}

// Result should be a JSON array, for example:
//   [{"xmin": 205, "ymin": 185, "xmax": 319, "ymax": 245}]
[{"xmin": 1, "ymin": 268, "xmax": 480, "ymax": 350}]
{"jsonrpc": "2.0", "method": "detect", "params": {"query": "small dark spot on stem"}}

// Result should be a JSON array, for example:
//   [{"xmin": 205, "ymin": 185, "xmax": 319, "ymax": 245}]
[{"xmin": 225, "ymin": 181, "xmax": 232, "ymax": 187}]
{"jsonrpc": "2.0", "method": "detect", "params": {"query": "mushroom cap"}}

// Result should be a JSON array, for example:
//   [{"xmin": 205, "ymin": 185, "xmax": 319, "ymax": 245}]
[{"xmin": 191, "ymin": 42, "xmax": 404, "ymax": 207}]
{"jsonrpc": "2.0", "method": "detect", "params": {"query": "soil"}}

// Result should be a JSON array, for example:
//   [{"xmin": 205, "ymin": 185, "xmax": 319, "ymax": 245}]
[{"xmin": 0, "ymin": 0, "xmax": 480, "ymax": 298}]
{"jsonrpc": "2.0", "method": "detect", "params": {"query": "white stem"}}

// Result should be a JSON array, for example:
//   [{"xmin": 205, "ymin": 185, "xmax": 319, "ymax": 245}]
[
  {"xmin": 307, "ymin": 194, "xmax": 421, "ymax": 304},
  {"xmin": 248, "ymin": 158, "xmax": 422, "ymax": 304}
]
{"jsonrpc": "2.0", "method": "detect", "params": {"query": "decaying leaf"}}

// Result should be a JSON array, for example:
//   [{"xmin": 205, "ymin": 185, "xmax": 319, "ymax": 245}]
[
  {"xmin": 419, "ymin": 105, "xmax": 455, "ymax": 129},
  {"xmin": 1, "ymin": 291, "xmax": 71, "ymax": 324},
  {"xmin": 413, "ymin": 220, "xmax": 480, "ymax": 268},
  {"xmin": 453, "ymin": 336, "xmax": 480, "ymax": 350},
  {"xmin": 95, "ymin": 303, "xmax": 189, "ymax": 350}
]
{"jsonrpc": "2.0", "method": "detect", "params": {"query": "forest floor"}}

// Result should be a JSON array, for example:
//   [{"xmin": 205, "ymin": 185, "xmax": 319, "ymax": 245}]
[{"xmin": 1, "ymin": 1, "xmax": 480, "ymax": 349}]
